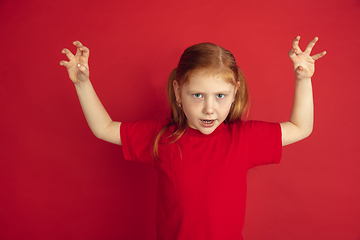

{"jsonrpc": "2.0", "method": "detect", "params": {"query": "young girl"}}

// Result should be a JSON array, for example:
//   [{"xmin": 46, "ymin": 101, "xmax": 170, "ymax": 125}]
[{"xmin": 60, "ymin": 37, "xmax": 326, "ymax": 240}]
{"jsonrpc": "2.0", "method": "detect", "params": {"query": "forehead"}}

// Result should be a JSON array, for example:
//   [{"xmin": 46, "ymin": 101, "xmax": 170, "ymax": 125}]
[{"xmin": 183, "ymin": 70, "xmax": 235, "ymax": 92}]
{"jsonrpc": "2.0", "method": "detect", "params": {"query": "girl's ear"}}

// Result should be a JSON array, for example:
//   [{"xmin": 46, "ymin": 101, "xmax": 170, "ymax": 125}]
[{"xmin": 173, "ymin": 80, "xmax": 182, "ymax": 103}]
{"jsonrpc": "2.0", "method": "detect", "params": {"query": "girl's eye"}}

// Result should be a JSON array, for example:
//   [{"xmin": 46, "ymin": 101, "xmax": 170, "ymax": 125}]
[
  {"xmin": 216, "ymin": 94, "xmax": 225, "ymax": 99},
  {"xmin": 193, "ymin": 93, "xmax": 202, "ymax": 98}
]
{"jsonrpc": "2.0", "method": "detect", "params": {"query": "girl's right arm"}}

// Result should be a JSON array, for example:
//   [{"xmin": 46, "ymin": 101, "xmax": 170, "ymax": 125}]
[{"xmin": 60, "ymin": 41, "xmax": 122, "ymax": 145}]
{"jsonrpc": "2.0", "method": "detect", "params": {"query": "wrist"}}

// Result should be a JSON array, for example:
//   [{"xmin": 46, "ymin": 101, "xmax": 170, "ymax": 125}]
[
  {"xmin": 74, "ymin": 78, "xmax": 91, "ymax": 89},
  {"xmin": 295, "ymin": 77, "xmax": 312, "ymax": 82}
]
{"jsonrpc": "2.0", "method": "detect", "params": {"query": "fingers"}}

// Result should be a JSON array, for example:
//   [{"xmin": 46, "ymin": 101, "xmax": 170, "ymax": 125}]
[
  {"xmin": 290, "ymin": 36, "xmax": 326, "ymax": 59},
  {"xmin": 80, "ymin": 45, "xmax": 90, "ymax": 59},
  {"xmin": 61, "ymin": 48, "xmax": 74, "ymax": 60},
  {"xmin": 60, "ymin": 41, "xmax": 89, "ymax": 60},
  {"xmin": 289, "ymin": 36, "xmax": 301, "ymax": 59},
  {"xmin": 77, "ymin": 63, "xmax": 88, "ymax": 72},
  {"xmin": 73, "ymin": 41, "xmax": 90, "ymax": 59},
  {"xmin": 73, "ymin": 40, "xmax": 83, "ymax": 56},
  {"xmin": 288, "ymin": 48, "xmax": 298, "ymax": 58},
  {"xmin": 59, "ymin": 60, "xmax": 69, "ymax": 67},
  {"xmin": 292, "ymin": 36, "xmax": 301, "ymax": 50},
  {"xmin": 60, "ymin": 41, "xmax": 90, "ymax": 67},
  {"xmin": 77, "ymin": 63, "xmax": 90, "ymax": 78},
  {"xmin": 60, "ymin": 46, "xmax": 73, "ymax": 67},
  {"xmin": 305, "ymin": 37, "xmax": 326, "ymax": 60},
  {"xmin": 304, "ymin": 37, "xmax": 318, "ymax": 54},
  {"xmin": 312, "ymin": 51, "xmax": 327, "ymax": 61},
  {"xmin": 73, "ymin": 40, "xmax": 83, "ymax": 47}
]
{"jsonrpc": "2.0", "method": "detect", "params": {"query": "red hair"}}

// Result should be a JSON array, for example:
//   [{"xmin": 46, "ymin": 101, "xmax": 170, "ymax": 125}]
[{"xmin": 153, "ymin": 42, "xmax": 249, "ymax": 159}]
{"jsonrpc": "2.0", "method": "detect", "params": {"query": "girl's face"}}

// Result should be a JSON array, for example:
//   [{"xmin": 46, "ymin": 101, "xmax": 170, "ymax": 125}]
[{"xmin": 174, "ymin": 70, "xmax": 238, "ymax": 135}]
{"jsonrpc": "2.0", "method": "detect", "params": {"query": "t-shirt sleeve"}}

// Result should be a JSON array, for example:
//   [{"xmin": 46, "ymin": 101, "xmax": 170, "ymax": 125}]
[
  {"xmin": 244, "ymin": 120, "xmax": 282, "ymax": 169},
  {"xmin": 120, "ymin": 120, "xmax": 162, "ymax": 167}
]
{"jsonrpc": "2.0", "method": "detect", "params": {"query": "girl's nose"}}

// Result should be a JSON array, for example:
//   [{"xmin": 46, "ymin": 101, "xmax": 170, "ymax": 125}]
[{"xmin": 203, "ymin": 99, "xmax": 214, "ymax": 115}]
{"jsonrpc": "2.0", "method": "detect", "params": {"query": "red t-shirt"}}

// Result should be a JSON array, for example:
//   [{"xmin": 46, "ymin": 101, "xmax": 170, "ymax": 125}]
[{"xmin": 121, "ymin": 120, "xmax": 282, "ymax": 240}]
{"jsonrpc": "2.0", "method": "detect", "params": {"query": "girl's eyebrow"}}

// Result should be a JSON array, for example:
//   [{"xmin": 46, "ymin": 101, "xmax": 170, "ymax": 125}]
[{"xmin": 187, "ymin": 90, "xmax": 232, "ymax": 94}]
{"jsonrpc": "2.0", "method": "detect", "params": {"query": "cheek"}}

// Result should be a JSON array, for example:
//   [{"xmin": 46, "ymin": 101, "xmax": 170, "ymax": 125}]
[
  {"xmin": 218, "ymin": 97, "xmax": 233, "ymax": 107},
  {"xmin": 218, "ymin": 99, "xmax": 234, "ymax": 114},
  {"xmin": 183, "ymin": 100, "xmax": 198, "ymax": 114}
]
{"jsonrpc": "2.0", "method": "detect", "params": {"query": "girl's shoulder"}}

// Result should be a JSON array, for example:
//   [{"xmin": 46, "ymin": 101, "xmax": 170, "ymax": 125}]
[
  {"xmin": 227, "ymin": 120, "xmax": 280, "ymax": 134},
  {"xmin": 121, "ymin": 118, "xmax": 169, "ymax": 136}
]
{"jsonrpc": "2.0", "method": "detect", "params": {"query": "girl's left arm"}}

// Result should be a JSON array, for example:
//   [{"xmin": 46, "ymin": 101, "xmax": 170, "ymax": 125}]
[{"xmin": 280, "ymin": 36, "xmax": 326, "ymax": 146}]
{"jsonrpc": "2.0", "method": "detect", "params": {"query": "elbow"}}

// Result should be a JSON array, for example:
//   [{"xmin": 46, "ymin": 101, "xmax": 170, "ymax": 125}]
[
  {"xmin": 281, "ymin": 121, "xmax": 313, "ymax": 146},
  {"xmin": 89, "ymin": 121, "xmax": 121, "ymax": 145},
  {"xmin": 94, "ymin": 133, "xmax": 104, "ymax": 141},
  {"xmin": 301, "ymin": 125, "xmax": 313, "ymax": 140},
  {"xmin": 304, "ymin": 130, "xmax": 312, "ymax": 140},
  {"xmin": 306, "ymin": 123, "xmax": 314, "ymax": 137},
  {"xmin": 94, "ymin": 131, "xmax": 107, "ymax": 141},
  {"xmin": 90, "ymin": 128, "xmax": 105, "ymax": 141}
]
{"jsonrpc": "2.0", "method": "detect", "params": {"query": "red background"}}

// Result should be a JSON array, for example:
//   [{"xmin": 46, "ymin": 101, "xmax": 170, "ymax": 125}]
[{"xmin": 1, "ymin": 0, "xmax": 359, "ymax": 239}]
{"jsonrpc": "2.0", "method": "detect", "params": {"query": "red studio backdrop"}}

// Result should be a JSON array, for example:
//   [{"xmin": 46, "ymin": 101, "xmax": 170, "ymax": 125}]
[{"xmin": 0, "ymin": 0, "xmax": 359, "ymax": 239}]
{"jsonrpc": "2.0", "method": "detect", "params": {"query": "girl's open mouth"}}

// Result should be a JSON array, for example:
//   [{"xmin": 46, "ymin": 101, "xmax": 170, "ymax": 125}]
[
  {"xmin": 200, "ymin": 119, "xmax": 215, "ymax": 127},
  {"xmin": 201, "ymin": 119, "xmax": 214, "ymax": 123}
]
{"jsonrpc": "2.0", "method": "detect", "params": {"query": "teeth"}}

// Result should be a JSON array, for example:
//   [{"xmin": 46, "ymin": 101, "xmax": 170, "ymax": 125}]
[{"xmin": 202, "ymin": 120, "xmax": 213, "ymax": 123}]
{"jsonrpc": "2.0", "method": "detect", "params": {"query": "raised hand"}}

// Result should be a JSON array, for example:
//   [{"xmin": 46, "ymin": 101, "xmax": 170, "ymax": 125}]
[
  {"xmin": 288, "ymin": 36, "xmax": 326, "ymax": 80},
  {"xmin": 60, "ymin": 41, "xmax": 90, "ymax": 84}
]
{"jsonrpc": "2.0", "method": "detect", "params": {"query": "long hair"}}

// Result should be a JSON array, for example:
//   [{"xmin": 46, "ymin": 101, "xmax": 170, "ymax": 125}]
[{"xmin": 153, "ymin": 42, "xmax": 249, "ymax": 159}]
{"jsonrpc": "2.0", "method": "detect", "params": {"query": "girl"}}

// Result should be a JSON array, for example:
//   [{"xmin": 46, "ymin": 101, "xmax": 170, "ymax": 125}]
[{"xmin": 60, "ymin": 37, "xmax": 326, "ymax": 240}]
